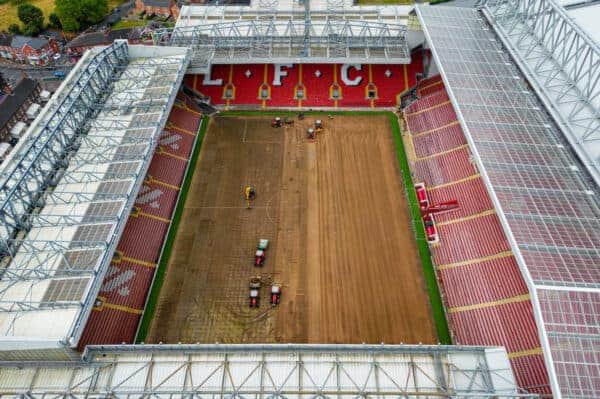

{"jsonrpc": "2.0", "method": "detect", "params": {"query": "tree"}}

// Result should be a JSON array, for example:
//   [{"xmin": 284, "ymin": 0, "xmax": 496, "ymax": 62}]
[
  {"xmin": 23, "ymin": 22, "xmax": 41, "ymax": 36},
  {"xmin": 55, "ymin": 0, "xmax": 108, "ymax": 32},
  {"xmin": 8, "ymin": 23, "xmax": 21, "ymax": 35},
  {"xmin": 17, "ymin": 4, "xmax": 44, "ymax": 35},
  {"xmin": 81, "ymin": 0, "xmax": 108, "ymax": 26},
  {"xmin": 48, "ymin": 13, "xmax": 62, "ymax": 29}
]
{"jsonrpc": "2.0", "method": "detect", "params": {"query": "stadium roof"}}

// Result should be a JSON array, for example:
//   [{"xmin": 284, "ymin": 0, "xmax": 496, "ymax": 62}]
[
  {"xmin": 0, "ymin": 344, "xmax": 532, "ymax": 398},
  {"xmin": 416, "ymin": 4, "xmax": 600, "ymax": 398},
  {"xmin": 0, "ymin": 41, "xmax": 189, "ymax": 355},
  {"xmin": 480, "ymin": 0, "xmax": 600, "ymax": 187},
  {"xmin": 159, "ymin": 4, "xmax": 417, "ymax": 72}
]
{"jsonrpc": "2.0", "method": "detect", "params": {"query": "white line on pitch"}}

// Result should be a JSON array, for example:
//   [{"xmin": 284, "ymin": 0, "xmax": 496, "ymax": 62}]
[{"xmin": 241, "ymin": 120, "xmax": 248, "ymax": 142}]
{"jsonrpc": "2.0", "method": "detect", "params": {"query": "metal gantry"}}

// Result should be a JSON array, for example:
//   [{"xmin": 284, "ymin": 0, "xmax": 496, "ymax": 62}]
[
  {"xmin": 0, "ymin": 42, "xmax": 128, "ymax": 257},
  {"xmin": 154, "ymin": 15, "xmax": 410, "ymax": 70},
  {"xmin": 480, "ymin": 0, "xmax": 600, "ymax": 186},
  {"xmin": 0, "ymin": 345, "xmax": 537, "ymax": 398},
  {"xmin": 0, "ymin": 41, "xmax": 190, "ymax": 348}
]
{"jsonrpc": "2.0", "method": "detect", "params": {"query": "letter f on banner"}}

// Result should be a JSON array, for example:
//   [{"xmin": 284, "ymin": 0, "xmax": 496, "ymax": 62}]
[{"xmin": 273, "ymin": 64, "xmax": 293, "ymax": 86}]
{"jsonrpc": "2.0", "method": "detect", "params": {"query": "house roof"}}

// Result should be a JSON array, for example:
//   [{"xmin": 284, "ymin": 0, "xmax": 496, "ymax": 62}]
[
  {"xmin": 40, "ymin": 30, "xmax": 64, "ymax": 42},
  {"xmin": 0, "ymin": 78, "xmax": 38, "ymax": 130},
  {"xmin": 142, "ymin": 0, "xmax": 172, "ymax": 7},
  {"xmin": 0, "ymin": 33, "xmax": 13, "ymax": 47},
  {"xmin": 10, "ymin": 36, "xmax": 49, "ymax": 50},
  {"xmin": 66, "ymin": 28, "xmax": 140, "ymax": 49}
]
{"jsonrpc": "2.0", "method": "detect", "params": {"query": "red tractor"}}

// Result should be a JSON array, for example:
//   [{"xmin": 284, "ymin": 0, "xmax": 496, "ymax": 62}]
[
  {"xmin": 249, "ymin": 289, "xmax": 260, "ymax": 307},
  {"xmin": 249, "ymin": 277, "xmax": 261, "ymax": 308},
  {"xmin": 270, "ymin": 284, "xmax": 281, "ymax": 305},
  {"xmin": 271, "ymin": 117, "xmax": 282, "ymax": 128},
  {"xmin": 254, "ymin": 249, "xmax": 265, "ymax": 267}
]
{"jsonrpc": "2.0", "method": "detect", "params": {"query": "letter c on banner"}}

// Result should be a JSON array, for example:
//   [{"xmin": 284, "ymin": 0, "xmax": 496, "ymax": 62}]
[{"xmin": 341, "ymin": 64, "xmax": 363, "ymax": 86}]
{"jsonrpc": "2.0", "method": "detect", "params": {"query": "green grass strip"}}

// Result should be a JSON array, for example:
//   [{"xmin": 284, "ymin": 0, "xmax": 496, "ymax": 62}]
[
  {"xmin": 135, "ymin": 118, "xmax": 209, "ymax": 343},
  {"xmin": 387, "ymin": 113, "xmax": 451, "ymax": 344},
  {"xmin": 220, "ymin": 109, "xmax": 391, "ymax": 117}
]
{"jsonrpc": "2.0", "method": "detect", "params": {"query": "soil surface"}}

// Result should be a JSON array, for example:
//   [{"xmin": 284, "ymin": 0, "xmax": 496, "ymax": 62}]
[{"xmin": 146, "ymin": 114, "xmax": 437, "ymax": 344}]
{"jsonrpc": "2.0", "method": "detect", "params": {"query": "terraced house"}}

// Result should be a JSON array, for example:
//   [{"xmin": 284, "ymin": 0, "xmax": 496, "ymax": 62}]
[{"xmin": 0, "ymin": 33, "xmax": 59, "ymax": 65}]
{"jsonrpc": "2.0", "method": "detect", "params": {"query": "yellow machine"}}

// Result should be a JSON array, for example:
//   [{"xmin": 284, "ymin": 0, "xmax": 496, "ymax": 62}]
[{"xmin": 244, "ymin": 185, "xmax": 256, "ymax": 208}]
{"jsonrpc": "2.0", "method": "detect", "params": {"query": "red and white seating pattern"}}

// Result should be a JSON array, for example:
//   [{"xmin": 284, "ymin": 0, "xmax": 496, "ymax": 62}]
[
  {"xmin": 405, "ymin": 76, "xmax": 552, "ymax": 396},
  {"xmin": 416, "ymin": 75, "xmax": 444, "ymax": 97},
  {"xmin": 427, "ymin": 179, "xmax": 492, "ymax": 223},
  {"xmin": 412, "ymin": 123, "xmax": 465, "ymax": 158},
  {"xmin": 431, "ymin": 214, "xmax": 511, "ymax": 265},
  {"xmin": 405, "ymin": 102, "xmax": 456, "ymax": 134},
  {"xmin": 78, "ymin": 94, "xmax": 202, "ymax": 348},
  {"xmin": 451, "ymin": 300, "xmax": 541, "ymax": 352},
  {"xmin": 185, "ymin": 57, "xmax": 423, "ymax": 108},
  {"xmin": 438, "ymin": 256, "xmax": 528, "ymax": 307}
]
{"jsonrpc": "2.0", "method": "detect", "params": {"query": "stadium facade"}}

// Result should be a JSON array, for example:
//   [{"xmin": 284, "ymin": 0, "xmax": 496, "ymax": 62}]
[{"xmin": 0, "ymin": 0, "xmax": 596, "ymax": 398}]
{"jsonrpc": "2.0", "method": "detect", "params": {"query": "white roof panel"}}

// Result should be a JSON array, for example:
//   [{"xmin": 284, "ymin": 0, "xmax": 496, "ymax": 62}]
[{"xmin": 568, "ymin": 3, "xmax": 600, "ymax": 44}]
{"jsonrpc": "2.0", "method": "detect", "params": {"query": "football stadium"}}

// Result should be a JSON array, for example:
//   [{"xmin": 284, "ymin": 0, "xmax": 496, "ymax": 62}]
[{"xmin": 0, "ymin": 0, "xmax": 597, "ymax": 397}]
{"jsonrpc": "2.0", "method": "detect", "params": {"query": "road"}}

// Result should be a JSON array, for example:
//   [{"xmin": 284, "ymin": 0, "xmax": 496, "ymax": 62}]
[{"xmin": 0, "ymin": 60, "xmax": 73, "ymax": 91}]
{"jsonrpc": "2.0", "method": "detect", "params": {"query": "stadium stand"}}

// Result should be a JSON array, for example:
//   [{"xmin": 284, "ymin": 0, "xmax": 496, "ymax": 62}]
[
  {"xmin": 0, "ymin": 42, "xmax": 190, "ymax": 360},
  {"xmin": 78, "ymin": 94, "xmax": 202, "ymax": 348},
  {"xmin": 403, "ymin": 77, "xmax": 552, "ymax": 396},
  {"xmin": 189, "ymin": 61, "xmax": 422, "ymax": 108}
]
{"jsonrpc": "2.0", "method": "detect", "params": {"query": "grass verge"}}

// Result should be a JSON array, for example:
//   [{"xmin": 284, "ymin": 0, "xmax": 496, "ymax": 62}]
[
  {"xmin": 387, "ymin": 113, "xmax": 451, "ymax": 344},
  {"xmin": 0, "ymin": 0, "xmax": 54, "ymax": 32},
  {"xmin": 111, "ymin": 19, "xmax": 147, "ymax": 30},
  {"xmin": 0, "ymin": 0, "xmax": 128, "ymax": 32},
  {"xmin": 135, "ymin": 117, "xmax": 209, "ymax": 343}
]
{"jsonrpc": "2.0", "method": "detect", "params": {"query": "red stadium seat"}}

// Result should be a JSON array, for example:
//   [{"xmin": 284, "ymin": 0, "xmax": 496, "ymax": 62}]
[{"xmin": 79, "ymin": 94, "xmax": 203, "ymax": 348}]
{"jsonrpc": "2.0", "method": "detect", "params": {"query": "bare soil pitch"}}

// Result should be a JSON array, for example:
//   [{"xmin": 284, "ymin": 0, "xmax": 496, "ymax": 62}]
[{"xmin": 146, "ymin": 114, "xmax": 437, "ymax": 344}]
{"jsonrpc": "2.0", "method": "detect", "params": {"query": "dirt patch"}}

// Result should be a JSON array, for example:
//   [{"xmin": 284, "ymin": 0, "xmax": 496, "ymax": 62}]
[{"xmin": 146, "ymin": 114, "xmax": 437, "ymax": 344}]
